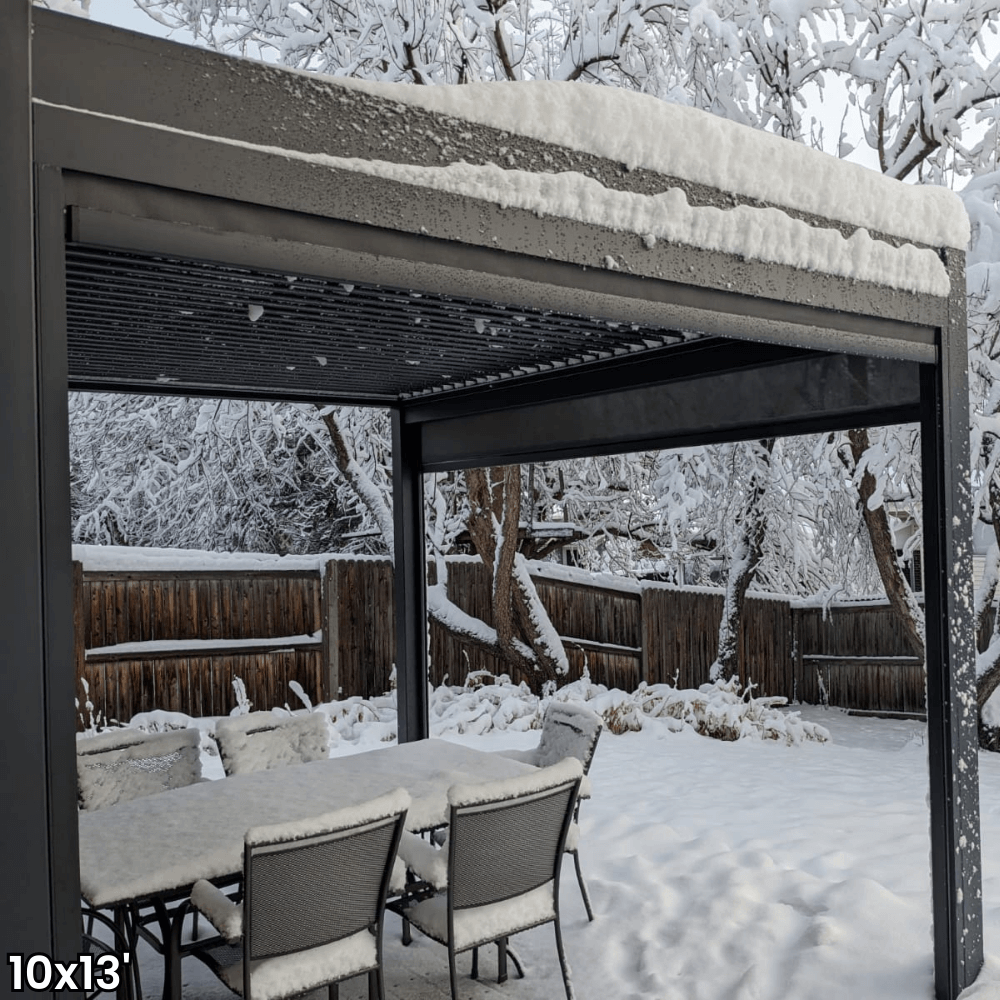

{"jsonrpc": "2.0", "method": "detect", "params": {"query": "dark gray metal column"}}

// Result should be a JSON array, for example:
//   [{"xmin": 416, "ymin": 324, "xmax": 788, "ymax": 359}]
[
  {"xmin": 920, "ymin": 247, "xmax": 983, "ymax": 1000},
  {"xmin": 36, "ymin": 163, "xmax": 83, "ymax": 960},
  {"xmin": 391, "ymin": 409, "xmax": 429, "ymax": 743},
  {"xmin": 0, "ymin": 1, "xmax": 79, "ymax": 981}
]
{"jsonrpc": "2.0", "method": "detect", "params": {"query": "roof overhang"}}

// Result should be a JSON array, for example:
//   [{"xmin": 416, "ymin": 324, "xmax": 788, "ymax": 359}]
[{"xmin": 31, "ymin": 8, "xmax": 956, "ymax": 445}]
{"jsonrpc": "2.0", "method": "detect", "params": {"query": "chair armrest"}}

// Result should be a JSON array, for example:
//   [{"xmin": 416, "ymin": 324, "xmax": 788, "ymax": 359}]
[
  {"xmin": 397, "ymin": 832, "xmax": 449, "ymax": 889},
  {"xmin": 190, "ymin": 880, "xmax": 242, "ymax": 944},
  {"xmin": 565, "ymin": 821, "xmax": 580, "ymax": 854},
  {"xmin": 388, "ymin": 855, "xmax": 408, "ymax": 896}
]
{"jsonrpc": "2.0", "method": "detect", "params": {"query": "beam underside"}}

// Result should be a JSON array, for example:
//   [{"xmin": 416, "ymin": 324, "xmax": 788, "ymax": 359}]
[{"xmin": 416, "ymin": 353, "xmax": 923, "ymax": 471}]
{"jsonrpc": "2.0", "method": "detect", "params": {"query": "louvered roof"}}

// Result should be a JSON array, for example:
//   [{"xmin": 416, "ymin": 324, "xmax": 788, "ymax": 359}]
[{"xmin": 66, "ymin": 243, "xmax": 694, "ymax": 404}]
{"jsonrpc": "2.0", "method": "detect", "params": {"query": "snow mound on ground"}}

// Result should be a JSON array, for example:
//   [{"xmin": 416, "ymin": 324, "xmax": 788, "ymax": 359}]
[
  {"xmin": 114, "ymin": 673, "xmax": 828, "ymax": 748},
  {"xmin": 330, "ymin": 673, "xmax": 827, "ymax": 746}
]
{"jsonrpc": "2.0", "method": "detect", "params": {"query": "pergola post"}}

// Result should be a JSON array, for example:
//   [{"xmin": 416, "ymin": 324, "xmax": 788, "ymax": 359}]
[
  {"xmin": 921, "ymin": 248, "xmax": 983, "ymax": 1000},
  {"xmin": 0, "ymin": 0, "xmax": 80, "ymax": 970},
  {"xmin": 391, "ymin": 410, "xmax": 429, "ymax": 742}
]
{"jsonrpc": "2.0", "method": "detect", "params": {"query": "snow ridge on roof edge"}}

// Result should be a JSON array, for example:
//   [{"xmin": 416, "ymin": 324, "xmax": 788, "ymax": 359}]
[{"xmin": 329, "ymin": 78, "xmax": 969, "ymax": 252}]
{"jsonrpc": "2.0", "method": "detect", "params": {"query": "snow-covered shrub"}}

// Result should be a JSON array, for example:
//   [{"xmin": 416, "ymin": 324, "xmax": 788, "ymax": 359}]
[
  {"xmin": 121, "ymin": 673, "xmax": 830, "ymax": 749},
  {"xmin": 635, "ymin": 678, "xmax": 829, "ymax": 744},
  {"xmin": 422, "ymin": 672, "xmax": 828, "ymax": 745}
]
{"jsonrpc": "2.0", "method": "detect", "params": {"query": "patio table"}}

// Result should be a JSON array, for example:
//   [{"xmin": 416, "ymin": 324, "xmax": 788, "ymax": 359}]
[{"xmin": 78, "ymin": 738, "xmax": 534, "ymax": 1000}]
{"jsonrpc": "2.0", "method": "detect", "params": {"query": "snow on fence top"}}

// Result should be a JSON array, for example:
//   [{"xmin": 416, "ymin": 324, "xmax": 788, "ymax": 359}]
[
  {"xmin": 72, "ymin": 544, "xmax": 387, "ymax": 573},
  {"xmin": 333, "ymin": 79, "xmax": 969, "ymax": 254}
]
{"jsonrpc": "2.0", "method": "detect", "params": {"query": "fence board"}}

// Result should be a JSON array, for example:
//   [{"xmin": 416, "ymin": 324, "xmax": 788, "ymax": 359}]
[{"xmin": 795, "ymin": 604, "xmax": 928, "ymax": 712}]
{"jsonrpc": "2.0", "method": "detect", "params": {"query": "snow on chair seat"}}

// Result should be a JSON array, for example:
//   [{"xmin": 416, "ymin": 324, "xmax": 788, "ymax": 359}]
[
  {"xmin": 76, "ymin": 727, "xmax": 203, "ymax": 811},
  {"xmin": 189, "ymin": 788, "xmax": 409, "ymax": 1000},
  {"xmin": 214, "ymin": 710, "xmax": 329, "ymax": 777}
]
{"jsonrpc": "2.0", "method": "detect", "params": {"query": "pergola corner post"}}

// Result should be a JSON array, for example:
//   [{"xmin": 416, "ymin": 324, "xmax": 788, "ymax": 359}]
[
  {"xmin": 921, "ymin": 247, "xmax": 983, "ymax": 1000},
  {"xmin": 391, "ymin": 409, "xmax": 429, "ymax": 743},
  {"xmin": 0, "ymin": 0, "xmax": 80, "ymax": 969}
]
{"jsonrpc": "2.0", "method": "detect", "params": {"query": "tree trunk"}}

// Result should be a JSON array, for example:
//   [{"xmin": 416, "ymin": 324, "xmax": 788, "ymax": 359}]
[
  {"xmin": 847, "ymin": 428, "xmax": 925, "ymax": 659},
  {"xmin": 320, "ymin": 411, "xmax": 564, "ymax": 682},
  {"xmin": 711, "ymin": 439, "xmax": 774, "ymax": 681},
  {"xmin": 466, "ymin": 466, "xmax": 568, "ymax": 688}
]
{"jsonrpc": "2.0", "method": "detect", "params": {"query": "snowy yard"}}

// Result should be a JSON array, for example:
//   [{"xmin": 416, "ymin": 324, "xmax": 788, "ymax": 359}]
[{"xmin": 119, "ymin": 686, "xmax": 1000, "ymax": 1000}]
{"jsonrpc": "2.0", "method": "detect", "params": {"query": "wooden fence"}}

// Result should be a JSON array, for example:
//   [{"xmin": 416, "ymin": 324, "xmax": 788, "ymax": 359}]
[
  {"xmin": 76, "ymin": 565, "xmax": 324, "ymax": 727},
  {"xmin": 76, "ymin": 555, "xmax": 950, "ymax": 725},
  {"xmin": 792, "ymin": 603, "xmax": 925, "ymax": 713},
  {"xmin": 333, "ymin": 561, "xmax": 796, "ymax": 701}
]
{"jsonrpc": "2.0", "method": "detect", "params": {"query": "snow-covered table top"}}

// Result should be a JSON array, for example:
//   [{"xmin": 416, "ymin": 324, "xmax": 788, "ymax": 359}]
[{"xmin": 78, "ymin": 738, "xmax": 534, "ymax": 908}]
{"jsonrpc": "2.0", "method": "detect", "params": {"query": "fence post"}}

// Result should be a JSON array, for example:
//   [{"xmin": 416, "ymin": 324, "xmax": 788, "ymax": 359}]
[
  {"xmin": 639, "ymin": 585, "xmax": 652, "ymax": 686},
  {"xmin": 73, "ymin": 560, "xmax": 85, "ymax": 705},
  {"xmin": 790, "ymin": 604, "xmax": 801, "ymax": 704},
  {"xmin": 321, "ymin": 559, "xmax": 340, "ymax": 701}
]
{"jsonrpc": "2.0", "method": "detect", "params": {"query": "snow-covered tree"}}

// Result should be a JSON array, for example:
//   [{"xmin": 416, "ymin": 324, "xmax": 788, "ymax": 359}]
[{"xmin": 70, "ymin": 394, "xmax": 360, "ymax": 553}]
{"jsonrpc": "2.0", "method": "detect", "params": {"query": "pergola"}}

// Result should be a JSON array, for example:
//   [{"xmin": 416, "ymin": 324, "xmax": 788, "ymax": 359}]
[{"xmin": 0, "ymin": 6, "xmax": 983, "ymax": 998}]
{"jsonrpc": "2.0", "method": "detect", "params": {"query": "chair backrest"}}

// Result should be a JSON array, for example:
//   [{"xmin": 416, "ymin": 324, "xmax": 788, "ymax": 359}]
[
  {"xmin": 446, "ymin": 758, "xmax": 582, "ymax": 913},
  {"xmin": 215, "ymin": 711, "xmax": 329, "ymax": 777},
  {"xmin": 241, "ymin": 788, "xmax": 409, "ymax": 976},
  {"xmin": 535, "ymin": 702, "xmax": 604, "ymax": 773},
  {"xmin": 76, "ymin": 727, "xmax": 202, "ymax": 811}
]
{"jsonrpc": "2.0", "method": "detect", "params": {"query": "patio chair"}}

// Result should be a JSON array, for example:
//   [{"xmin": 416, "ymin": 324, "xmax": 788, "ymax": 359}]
[
  {"xmin": 188, "ymin": 788, "xmax": 410, "ymax": 1000},
  {"xmin": 496, "ymin": 701, "xmax": 603, "ymax": 920},
  {"xmin": 394, "ymin": 757, "xmax": 583, "ymax": 1000},
  {"xmin": 77, "ymin": 727, "xmax": 203, "ymax": 810},
  {"xmin": 77, "ymin": 726, "xmax": 204, "ymax": 995},
  {"xmin": 214, "ymin": 711, "xmax": 329, "ymax": 777}
]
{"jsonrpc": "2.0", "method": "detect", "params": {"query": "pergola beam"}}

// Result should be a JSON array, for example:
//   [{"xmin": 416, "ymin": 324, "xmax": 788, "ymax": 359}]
[{"xmin": 415, "ymin": 352, "xmax": 923, "ymax": 471}]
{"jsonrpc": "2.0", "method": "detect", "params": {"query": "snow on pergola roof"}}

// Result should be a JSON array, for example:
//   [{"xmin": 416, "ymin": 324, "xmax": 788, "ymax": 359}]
[
  {"xmin": 334, "ymin": 77, "xmax": 969, "ymax": 255},
  {"xmin": 34, "ymin": 11, "xmax": 959, "ymax": 405}
]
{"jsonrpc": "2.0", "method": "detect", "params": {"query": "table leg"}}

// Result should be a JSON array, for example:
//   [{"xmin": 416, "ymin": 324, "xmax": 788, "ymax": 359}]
[
  {"xmin": 163, "ymin": 901, "xmax": 189, "ymax": 1000},
  {"xmin": 149, "ymin": 897, "xmax": 188, "ymax": 1000}
]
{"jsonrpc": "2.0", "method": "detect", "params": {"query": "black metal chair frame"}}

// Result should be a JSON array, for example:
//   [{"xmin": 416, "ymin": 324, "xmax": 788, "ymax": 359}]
[
  {"xmin": 502, "ymin": 703, "xmax": 603, "ymax": 921},
  {"xmin": 80, "ymin": 903, "xmax": 144, "ymax": 1000},
  {"xmin": 394, "ymin": 765, "xmax": 582, "ymax": 1000}
]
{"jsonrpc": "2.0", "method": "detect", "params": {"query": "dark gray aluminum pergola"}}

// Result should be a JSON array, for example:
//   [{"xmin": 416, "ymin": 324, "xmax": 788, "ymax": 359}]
[{"xmin": 0, "ymin": 6, "xmax": 983, "ymax": 998}]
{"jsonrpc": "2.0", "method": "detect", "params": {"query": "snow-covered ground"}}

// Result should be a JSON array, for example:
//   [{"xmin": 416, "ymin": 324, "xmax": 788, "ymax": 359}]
[{"xmin": 109, "ymin": 677, "xmax": 1000, "ymax": 1000}]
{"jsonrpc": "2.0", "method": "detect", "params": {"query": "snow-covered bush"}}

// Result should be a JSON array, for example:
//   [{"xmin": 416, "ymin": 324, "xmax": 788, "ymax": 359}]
[{"xmin": 115, "ymin": 672, "xmax": 829, "ymax": 747}]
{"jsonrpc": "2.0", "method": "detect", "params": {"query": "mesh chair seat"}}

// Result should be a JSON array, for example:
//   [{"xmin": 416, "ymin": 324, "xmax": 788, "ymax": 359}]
[
  {"xmin": 194, "ymin": 930, "xmax": 377, "ymax": 1000},
  {"xmin": 214, "ymin": 711, "xmax": 329, "ymax": 777},
  {"xmin": 404, "ymin": 881, "xmax": 556, "ymax": 952},
  {"xmin": 191, "ymin": 788, "xmax": 409, "ymax": 1000}
]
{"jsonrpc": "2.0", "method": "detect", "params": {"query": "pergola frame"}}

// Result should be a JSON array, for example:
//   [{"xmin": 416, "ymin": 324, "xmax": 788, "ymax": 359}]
[{"xmin": 0, "ymin": 6, "xmax": 983, "ymax": 998}]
